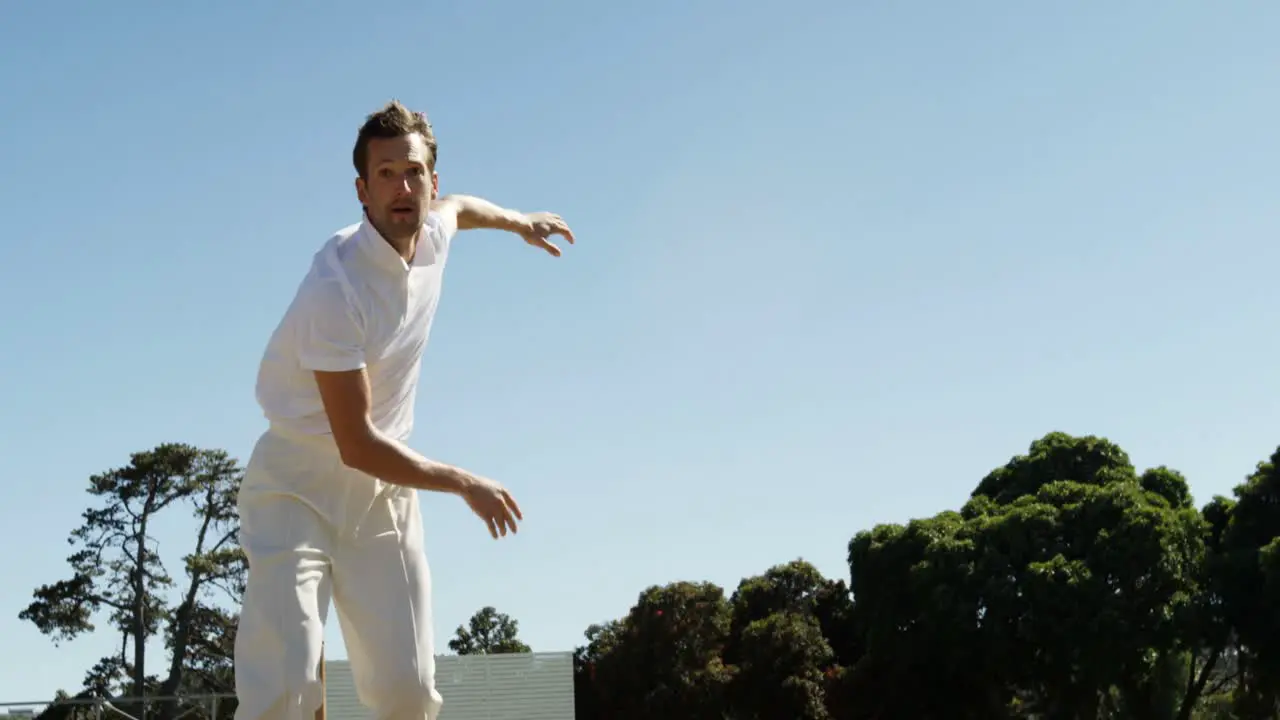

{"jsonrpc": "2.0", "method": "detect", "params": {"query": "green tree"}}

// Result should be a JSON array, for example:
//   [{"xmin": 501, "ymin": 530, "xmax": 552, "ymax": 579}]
[
  {"xmin": 724, "ymin": 559, "xmax": 856, "ymax": 718},
  {"xmin": 848, "ymin": 433, "xmax": 1209, "ymax": 719},
  {"xmin": 731, "ymin": 612, "xmax": 833, "ymax": 719},
  {"xmin": 574, "ymin": 620, "xmax": 623, "ymax": 720},
  {"xmin": 19, "ymin": 444, "xmax": 245, "ymax": 720},
  {"xmin": 575, "ymin": 581, "xmax": 733, "ymax": 720},
  {"xmin": 1138, "ymin": 493, "xmax": 1240, "ymax": 720},
  {"xmin": 448, "ymin": 606, "xmax": 531, "ymax": 655},
  {"xmin": 564, "ymin": 431, "xmax": 1280, "ymax": 718},
  {"xmin": 847, "ymin": 511, "xmax": 1002, "ymax": 719},
  {"xmin": 1218, "ymin": 448, "xmax": 1280, "ymax": 716},
  {"xmin": 726, "ymin": 559, "xmax": 857, "ymax": 666}
]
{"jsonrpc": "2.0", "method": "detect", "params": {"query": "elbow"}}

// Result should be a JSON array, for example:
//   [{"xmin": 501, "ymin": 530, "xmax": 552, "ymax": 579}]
[{"xmin": 333, "ymin": 429, "xmax": 380, "ymax": 474}]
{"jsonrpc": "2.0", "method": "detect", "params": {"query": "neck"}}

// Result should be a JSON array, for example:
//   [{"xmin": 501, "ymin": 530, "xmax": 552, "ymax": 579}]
[{"xmin": 366, "ymin": 215, "xmax": 419, "ymax": 262}]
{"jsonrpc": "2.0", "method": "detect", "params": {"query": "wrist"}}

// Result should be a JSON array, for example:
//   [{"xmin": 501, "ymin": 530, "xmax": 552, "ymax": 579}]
[
  {"xmin": 461, "ymin": 472, "xmax": 484, "ymax": 495},
  {"xmin": 408, "ymin": 456, "xmax": 480, "ymax": 496},
  {"xmin": 499, "ymin": 209, "xmax": 530, "ymax": 234},
  {"xmin": 444, "ymin": 465, "xmax": 481, "ymax": 495}
]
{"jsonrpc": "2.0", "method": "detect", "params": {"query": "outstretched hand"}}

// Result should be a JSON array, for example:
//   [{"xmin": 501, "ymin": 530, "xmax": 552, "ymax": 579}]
[
  {"xmin": 520, "ymin": 212, "xmax": 575, "ymax": 257},
  {"xmin": 462, "ymin": 477, "xmax": 524, "ymax": 539}
]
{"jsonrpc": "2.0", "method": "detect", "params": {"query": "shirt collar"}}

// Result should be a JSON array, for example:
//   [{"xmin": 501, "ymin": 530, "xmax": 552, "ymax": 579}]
[{"xmin": 357, "ymin": 215, "xmax": 438, "ymax": 273}]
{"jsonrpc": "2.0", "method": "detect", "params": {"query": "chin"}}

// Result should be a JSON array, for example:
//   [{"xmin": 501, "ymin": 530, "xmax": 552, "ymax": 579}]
[{"xmin": 383, "ymin": 217, "xmax": 421, "ymax": 234}]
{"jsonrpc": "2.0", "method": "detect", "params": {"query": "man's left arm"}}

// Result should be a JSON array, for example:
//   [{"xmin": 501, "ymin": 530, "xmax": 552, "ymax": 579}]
[{"xmin": 433, "ymin": 194, "xmax": 575, "ymax": 257}]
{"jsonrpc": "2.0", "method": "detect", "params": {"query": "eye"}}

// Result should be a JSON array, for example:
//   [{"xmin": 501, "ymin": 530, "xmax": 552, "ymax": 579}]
[
  {"xmin": 378, "ymin": 168, "xmax": 395, "ymax": 178},
  {"xmin": 408, "ymin": 167, "xmax": 426, "ymax": 176}
]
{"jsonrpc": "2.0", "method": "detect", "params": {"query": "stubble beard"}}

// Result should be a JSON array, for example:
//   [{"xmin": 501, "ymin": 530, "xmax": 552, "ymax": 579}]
[{"xmin": 368, "ymin": 210, "xmax": 423, "ymax": 248}]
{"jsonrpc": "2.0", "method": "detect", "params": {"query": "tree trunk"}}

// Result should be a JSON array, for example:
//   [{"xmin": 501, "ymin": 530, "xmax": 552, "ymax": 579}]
[
  {"xmin": 1176, "ymin": 645, "xmax": 1223, "ymax": 720},
  {"xmin": 133, "ymin": 515, "xmax": 149, "ymax": 715},
  {"xmin": 156, "ymin": 504, "xmax": 219, "ymax": 720}
]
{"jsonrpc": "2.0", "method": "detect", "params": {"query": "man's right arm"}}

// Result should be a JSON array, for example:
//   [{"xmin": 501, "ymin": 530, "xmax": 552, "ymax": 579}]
[
  {"xmin": 295, "ymin": 275, "xmax": 522, "ymax": 538},
  {"xmin": 313, "ymin": 368, "xmax": 523, "ymax": 538},
  {"xmin": 313, "ymin": 367, "xmax": 475, "ymax": 495}
]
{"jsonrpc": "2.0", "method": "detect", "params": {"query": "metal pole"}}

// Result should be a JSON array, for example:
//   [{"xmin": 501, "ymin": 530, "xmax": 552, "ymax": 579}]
[
  {"xmin": 101, "ymin": 701, "xmax": 143, "ymax": 720},
  {"xmin": 315, "ymin": 643, "xmax": 326, "ymax": 720}
]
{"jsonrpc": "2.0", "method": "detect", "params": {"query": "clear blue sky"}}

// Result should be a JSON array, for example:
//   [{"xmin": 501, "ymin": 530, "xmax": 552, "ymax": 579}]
[{"xmin": 2, "ymin": 0, "xmax": 1278, "ymax": 703}]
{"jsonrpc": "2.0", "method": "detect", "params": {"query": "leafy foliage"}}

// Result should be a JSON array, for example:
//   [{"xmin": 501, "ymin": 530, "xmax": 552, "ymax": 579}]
[
  {"xmin": 20, "ymin": 444, "xmax": 244, "ymax": 720},
  {"xmin": 447, "ymin": 606, "xmax": 531, "ymax": 656},
  {"xmin": 570, "ymin": 433, "xmax": 1280, "ymax": 719}
]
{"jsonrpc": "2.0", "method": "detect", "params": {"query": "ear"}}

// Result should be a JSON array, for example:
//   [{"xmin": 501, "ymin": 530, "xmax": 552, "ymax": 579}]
[
  {"xmin": 430, "ymin": 172, "xmax": 440, "ymax": 201},
  {"xmin": 355, "ymin": 176, "xmax": 369, "ymax": 207}
]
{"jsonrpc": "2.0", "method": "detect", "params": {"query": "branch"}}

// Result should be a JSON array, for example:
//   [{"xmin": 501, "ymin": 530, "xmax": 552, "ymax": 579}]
[
  {"xmin": 121, "ymin": 497, "xmax": 141, "ymax": 523},
  {"xmin": 19, "ymin": 575, "xmax": 132, "ymax": 642},
  {"xmin": 208, "ymin": 528, "xmax": 236, "ymax": 555},
  {"xmin": 1177, "ymin": 644, "xmax": 1222, "ymax": 720}
]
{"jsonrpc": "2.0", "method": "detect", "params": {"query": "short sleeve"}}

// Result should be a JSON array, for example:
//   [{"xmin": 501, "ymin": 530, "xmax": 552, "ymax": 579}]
[
  {"xmin": 427, "ymin": 210, "xmax": 458, "ymax": 258},
  {"xmin": 293, "ymin": 277, "xmax": 367, "ymax": 372}
]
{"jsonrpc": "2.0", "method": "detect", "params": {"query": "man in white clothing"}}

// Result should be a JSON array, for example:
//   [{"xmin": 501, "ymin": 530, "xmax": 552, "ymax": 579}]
[{"xmin": 234, "ymin": 100, "xmax": 574, "ymax": 720}]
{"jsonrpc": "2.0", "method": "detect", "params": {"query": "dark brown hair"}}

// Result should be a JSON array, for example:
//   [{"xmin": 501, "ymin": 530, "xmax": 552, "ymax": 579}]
[{"xmin": 352, "ymin": 100, "xmax": 437, "ymax": 179}]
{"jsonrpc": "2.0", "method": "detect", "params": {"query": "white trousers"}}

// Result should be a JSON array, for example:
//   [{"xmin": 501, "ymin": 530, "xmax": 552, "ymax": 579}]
[{"xmin": 234, "ymin": 427, "xmax": 442, "ymax": 720}]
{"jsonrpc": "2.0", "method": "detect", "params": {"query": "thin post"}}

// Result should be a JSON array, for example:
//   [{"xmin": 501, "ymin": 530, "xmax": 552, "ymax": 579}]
[{"xmin": 315, "ymin": 644, "xmax": 326, "ymax": 720}]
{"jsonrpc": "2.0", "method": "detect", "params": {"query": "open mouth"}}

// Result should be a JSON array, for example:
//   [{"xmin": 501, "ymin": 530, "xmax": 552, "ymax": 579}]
[{"xmin": 390, "ymin": 205, "xmax": 417, "ymax": 219}]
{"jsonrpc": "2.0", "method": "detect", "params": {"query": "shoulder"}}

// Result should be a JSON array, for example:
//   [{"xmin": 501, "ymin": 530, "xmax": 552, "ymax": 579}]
[
  {"xmin": 295, "ymin": 270, "xmax": 352, "ymax": 311},
  {"xmin": 294, "ymin": 229, "xmax": 365, "ymax": 319},
  {"xmin": 426, "ymin": 209, "xmax": 459, "ymax": 250},
  {"xmin": 324, "ymin": 223, "xmax": 365, "ymax": 266},
  {"xmin": 330, "ymin": 221, "xmax": 363, "ymax": 240},
  {"xmin": 290, "ymin": 269, "xmax": 366, "ymax": 350}
]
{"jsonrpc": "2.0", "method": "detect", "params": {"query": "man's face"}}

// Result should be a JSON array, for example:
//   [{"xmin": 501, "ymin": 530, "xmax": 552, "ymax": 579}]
[{"xmin": 355, "ymin": 133, "xmax": 438, "ymax": 243}]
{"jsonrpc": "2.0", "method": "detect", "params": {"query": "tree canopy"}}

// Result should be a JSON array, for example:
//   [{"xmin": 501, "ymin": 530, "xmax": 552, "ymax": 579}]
[
  {"xmin": 20, "ymin": 444, "xmax": 244, "ymax": 720},
  {"xmin": 571, "ymin": 432, "xmax": 1280, "ymax": 719},
  {"xmin": 447, "ymin": 606, "xmax": 531, "ymax": 656}
]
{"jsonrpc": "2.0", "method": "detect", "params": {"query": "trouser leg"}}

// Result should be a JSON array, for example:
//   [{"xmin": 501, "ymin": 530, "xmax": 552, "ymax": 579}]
[
  {"xmin": 234, "ymin": 492, "xmax": 333, "ymax": 720},
  {"xmin": 333, "ymin": 489, "xmax": 442, "ymax": 720}
]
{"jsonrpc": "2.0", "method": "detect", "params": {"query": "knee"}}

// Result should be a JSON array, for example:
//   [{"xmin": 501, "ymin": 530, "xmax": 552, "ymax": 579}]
[
  {"xmin": 234, "ymin": 640, "xmax": 326, "ymax": 720},
  {"xmin": 300, "ymin": 676, "xmax": 327, "ymax": 718},
  {"xmin": 260, "ymin": 653, "xmax": 324, "ymax": 720},
  {"xmin": 379, "ymin": 676, "xmax": 443, "ymax": 720},
  {"xmin": 233, "ymin": 676, "xmax": 324, "ymax": 720},
  {"xmin": 286, "ymin": 670, "xmax": 327, "ymax": 720}
]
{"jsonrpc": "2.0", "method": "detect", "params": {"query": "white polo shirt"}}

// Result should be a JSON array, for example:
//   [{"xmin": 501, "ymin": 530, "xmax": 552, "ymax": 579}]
[{"xmin": 255, "ymin": 212, "xmax": 457, "ymax": 442}]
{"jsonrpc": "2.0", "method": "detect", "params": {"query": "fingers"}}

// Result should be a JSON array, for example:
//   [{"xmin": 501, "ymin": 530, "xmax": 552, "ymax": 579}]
[
  {"xmin": 482, "ymin": 500, "xmax": 522, "ymax": 540},
  {"xmin": 535, "ymin": 237, "xmax": 562, "ymax": 257},
  {"xmin": 532, "ymin": 213, "xmax": 576, "ymax": 246},
  {"xmin": 503, "ymin": 490, "xmax": 524, "ymax": 522},
  {"xmin": 474, "ymin": 486, "xmax": 524, "ymax": 540},
  {"xmin": 486, "ymin": 510, "xmax": 515, "ymax": 539},
  {"xmin": 501, "ymin": 505, "xmax": 518, "ymax": 536},
  {"xmin": 519, "ymin": 213, "xmax": 575, "ymax": 257},
  {"xmin": 522, "ymin": 232, "xmax": 561, "ymax": 257},
  {"xmin": 495, "ymin": 494, "xmax": 519, "ymax": 537},
  {"xmin": 551, "ymin": 216, "xmax": 575, "ymax": 245}
]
